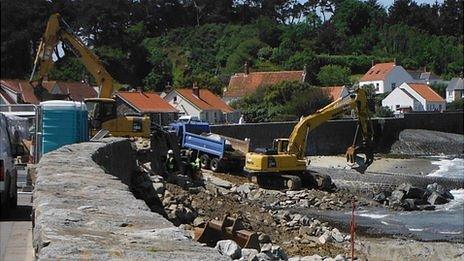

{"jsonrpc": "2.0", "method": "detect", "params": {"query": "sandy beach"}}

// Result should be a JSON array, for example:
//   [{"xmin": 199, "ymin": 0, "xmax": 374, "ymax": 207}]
[{"xmin": 308, "ymin": 155, "xmax": 440, "ymax": 176}]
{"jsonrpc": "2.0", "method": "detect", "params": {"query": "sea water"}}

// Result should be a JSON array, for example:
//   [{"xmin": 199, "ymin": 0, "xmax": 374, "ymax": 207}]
[
  {"xmin": 429, "ymin": 158, "xmax": 464, "ymax": 180},
  {"xmin": 356, "ymin": 157, "xmax": 464, "ymax": 241}
]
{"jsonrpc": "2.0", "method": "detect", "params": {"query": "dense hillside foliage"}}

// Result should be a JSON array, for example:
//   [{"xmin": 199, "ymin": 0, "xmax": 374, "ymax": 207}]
[{"xmin": 1, "ymin": 0, "xmax": 463, "ymax": 94}]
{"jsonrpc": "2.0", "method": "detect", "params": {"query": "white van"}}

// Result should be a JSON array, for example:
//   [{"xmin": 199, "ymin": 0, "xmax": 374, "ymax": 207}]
[
  {"xmin": 178, "ymin": 115, "xmax": 200, "ymax": 123},
  {"xmin": 0, "ymin": 113, "xmax": 18, "ymax": 215}
]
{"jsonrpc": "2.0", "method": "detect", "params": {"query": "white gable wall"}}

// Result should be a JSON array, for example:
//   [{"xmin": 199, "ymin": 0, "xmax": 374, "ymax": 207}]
[
  {"xmin": 400, "ymin": 83, "xmax": 446, "ymax": 111},
  {"xmin": 164, "ymin": 91, "xmax": 201, "ymax": 118},
  {"xmin": 384, "ymin": 66, "xmax": 414, "ymax": 93},
  {"xmin": 359, "ymin": 66, "xmax": 413, "ymax": 94},
  {"xmin": 163, "ymin": 91, "xmax": 225, "ymax": 124},
  {"xmin": 382, "ymin": 87, "xmax": 419, "ymax": 111}
]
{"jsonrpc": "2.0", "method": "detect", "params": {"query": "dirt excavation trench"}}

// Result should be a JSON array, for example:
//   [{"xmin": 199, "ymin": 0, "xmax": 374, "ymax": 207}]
[{"xmin": 131, "ymin": 138, "xmax": 464, "ymax": 260}]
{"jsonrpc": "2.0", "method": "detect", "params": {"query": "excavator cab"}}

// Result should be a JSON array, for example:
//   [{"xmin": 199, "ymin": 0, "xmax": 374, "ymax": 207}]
[
  {"xmin": 272, "ymin": 138, "xmax": 289, "ymax": 154},
  {"xmin": 85, "ymin": 98, "xmax": 117, "ymax": 131},
  {"xmin": 84, "ymin": 98, "xmax": 150, "ymax": 138}
]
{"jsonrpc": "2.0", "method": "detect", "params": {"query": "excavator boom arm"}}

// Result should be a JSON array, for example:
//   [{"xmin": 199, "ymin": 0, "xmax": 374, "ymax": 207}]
[
  {"xmin": 31, "ymin": 13, "xmax": 115, "ymax": 98},
  {"xmin": 287, "ymin": 88, "xmax": 373, "ymax": 159}
]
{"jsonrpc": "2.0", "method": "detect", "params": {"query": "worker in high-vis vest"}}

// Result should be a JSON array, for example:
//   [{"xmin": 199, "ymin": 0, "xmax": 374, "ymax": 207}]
[
  {"xmin": 165, "ymin": 149, "xmax": 176, "ymax": 173},
  {"xmin": 190, "ymin": 157, "xmax": 201, "ymax": 179}
]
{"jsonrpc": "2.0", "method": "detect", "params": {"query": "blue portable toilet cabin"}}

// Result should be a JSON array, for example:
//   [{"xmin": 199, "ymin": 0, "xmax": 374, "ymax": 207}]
[{"xmin": 40, "ymin": 101, "xmax": 89, "ymax": 154}]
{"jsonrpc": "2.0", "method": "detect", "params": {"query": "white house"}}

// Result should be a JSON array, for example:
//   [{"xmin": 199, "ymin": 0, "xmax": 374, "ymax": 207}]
[
  {"xmin": 359, "ymin": 62, "xmax": 413, "ymax": 94},
  {"xmin": 163, "ymin": 86, "xmax": 239, "ymax": 124},
  {"xmin": 382, "ymin": 82, "xmax": 446, "ymax": 112},
  {"xmin": 446, "ymin": 77, "xmax": 463, "ymax": 103}
]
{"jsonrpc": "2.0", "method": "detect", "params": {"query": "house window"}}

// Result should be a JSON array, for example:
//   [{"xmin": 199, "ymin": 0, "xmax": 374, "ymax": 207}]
[
  {"xmin": 375, "ymin": 83, "xmax": 379, "ymax": 91},
  {"xmin": 391, "ymin": 83, "xmax": 396, "ymax": 90},
  {"xmin": 439, "ymin": 104, "xmax": 442, "ymax": 111},
  {"xmin": 396, "ymin": 105, "xmax": 400, "ymax": 110},
  {"xmin": 173, "ymin": 96, "xmax": 177, "ymax": 103}
]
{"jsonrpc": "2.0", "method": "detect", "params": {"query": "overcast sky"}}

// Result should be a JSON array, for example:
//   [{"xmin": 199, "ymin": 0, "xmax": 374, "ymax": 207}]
[{"xmin": 378, "ymin": 0, "xmax": 444, "ymax": 8}]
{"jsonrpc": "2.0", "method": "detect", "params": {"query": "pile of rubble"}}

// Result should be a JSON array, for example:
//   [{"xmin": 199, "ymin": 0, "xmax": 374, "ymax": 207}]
[
  {"xmin": 272, "ymin": 210, "xmax": 349, "ymax": 245},
  {"xmin": 225, "ymin": 181, "xmax": 371, "ymax": 212},
  {"xmin": 215, "ymin": 238, "xmax": 288, "ymax": 260},
  {"xmin": 215, "ymin": 239, "xmax": 349, "ymax": 261},
  {"xmin": 373, "ymin": 182, "xmax": 454, "ymax": 211},
  {"xmin": 143, "ymin": 169, "xmax": 351, "ymax": 257}
]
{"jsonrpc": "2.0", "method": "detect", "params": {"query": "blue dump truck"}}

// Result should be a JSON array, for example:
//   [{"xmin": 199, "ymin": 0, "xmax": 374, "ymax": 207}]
[{"xmin": 168, "ymin": 121, "xmax": 248, "ymax": 172}]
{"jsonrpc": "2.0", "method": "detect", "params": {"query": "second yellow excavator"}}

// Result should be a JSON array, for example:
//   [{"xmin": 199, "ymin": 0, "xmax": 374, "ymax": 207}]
[
  {"xmin": 244, "ymin": 88, "xmax": 374, "ymax": 190},
  {"xmin": 30, "ymin": 13, "xmax": 150, "ymax": 137}
]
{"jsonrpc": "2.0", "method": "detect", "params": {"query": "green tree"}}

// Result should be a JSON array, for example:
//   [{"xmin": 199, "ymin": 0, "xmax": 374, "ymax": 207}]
[
  {"xmin": 1, "ymin": 0, "xmax": 51, "ymax": 78},
  {"xmin": 317, "ymin": 65, "xmax": 351, "ymax": 86},
  {"xmin": 233, "ymin": 81, "xmax": 331, "ymax": 122},
  {"xmin": 48, "ymin": 57, "xmax": 87, "ymax": 82},
  {"xmin": 375, "ymin": 106, "xmax": 394, "ymax": 117},
  {"xmin": 283, "ymin": 50, "xmax": 316, "ymax": 71},
  {"xmin": 282, "ymin": 87, "xmax": 332, "ymax": 119},
  {"xmin": 447, "ymin": 98, "xmax": 463, "ymax": 111},
  {"xmin": 430, "ymin": 83, "xmax": 447, "ymax": 98},
  {"xmin": 142, "ymin": 49, "xmax": 173, "ymax": 92},
  {"xmin": 225, "ymin": 38, "xmax": 266, "ymax": 73},
  {"xmin": 440, "ymin": 0, "xmax": 463, "ymax": 37}
]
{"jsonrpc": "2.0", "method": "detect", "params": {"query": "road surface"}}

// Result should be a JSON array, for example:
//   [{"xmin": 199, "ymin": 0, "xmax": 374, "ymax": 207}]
[{"xmin": 0, "ymin": 167, "xmax": 34, "ymax": 261}]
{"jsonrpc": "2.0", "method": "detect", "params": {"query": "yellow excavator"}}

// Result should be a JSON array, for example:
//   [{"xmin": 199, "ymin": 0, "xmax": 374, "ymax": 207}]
[
  {"xmin": 244, "ymin": 88, "xmax": 374, "ymax": 190},
  {"xmin": 30, "ymin": 13, "xmax": 150, "ymax": 137}
]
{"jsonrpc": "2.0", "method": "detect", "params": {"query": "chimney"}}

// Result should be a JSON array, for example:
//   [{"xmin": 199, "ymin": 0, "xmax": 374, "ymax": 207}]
[
  {"xmin": 244, "ymin": 61, "xmax": 249, "ymax": 75},
  {"xmin": 165, "ymin": 82, "xmax": 172, "ymax": 92},
  {"xmin": 137, "ymin": 86, "xmax": 143, "ymax": 93},
  {"xmin": 371, "ymin": 60, "xmax": 374, "ymax": 67},
  {"xmin": 192, "ymin": 82, "xmax": 200, "ymax": 98},
  {"xmin": 393, "ymin": 58, "xmax": 397, "ymax": 66}
]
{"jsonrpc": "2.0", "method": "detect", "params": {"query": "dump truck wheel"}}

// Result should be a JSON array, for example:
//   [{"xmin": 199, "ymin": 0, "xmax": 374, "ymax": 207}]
[
  {"xmin": 200, "ymin": 154, "xmax": 210, "ymax": 170},
  {"xmin": 210, "ymin": 158, "xmax": 222, "ymax": 172}
]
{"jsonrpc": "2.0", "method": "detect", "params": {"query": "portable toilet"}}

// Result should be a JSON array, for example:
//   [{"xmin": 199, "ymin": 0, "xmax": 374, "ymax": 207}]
[{"xmin": 40, "ymin": 101, "xmax": 89, "ymax": 154}]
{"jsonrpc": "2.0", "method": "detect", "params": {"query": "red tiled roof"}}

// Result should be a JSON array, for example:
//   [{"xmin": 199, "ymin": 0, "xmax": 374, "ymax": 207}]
[
  {"xmin": 175, "ymin": 88, "xmax": 234, "ymax": 113},
  {"xmin": 407, "ymin": 83, "xmax": 444, "ymax": 102},
  {"xmin": 0, "ymin": 79, "xmax": 97, "ymax": 104},
  {"xmin": 323, "ymin": 86, "xmax": 345, "ymax": 100},
  {"xmin": 42, "ymin": 81, "xmax": 97, "ymax": 102},
  {"xmin": 224, "ymin": 71, "xmax": 305, "ymax": 98},
  {"xmin": 117, "ymin": 91, "xmax": 178, "ymax": 113},
  {"xmin": 359, "ymin": 62, "xmax": 395, "ymax": 82}
]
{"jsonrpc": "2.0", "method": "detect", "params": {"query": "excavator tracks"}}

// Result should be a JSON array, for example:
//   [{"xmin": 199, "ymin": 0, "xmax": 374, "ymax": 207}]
[{"xmin": 247, "ymin": 171, "xmax": 334, "ymax": 191}]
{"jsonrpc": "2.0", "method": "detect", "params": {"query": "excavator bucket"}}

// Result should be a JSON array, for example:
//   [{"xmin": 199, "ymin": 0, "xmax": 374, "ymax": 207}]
[
  {"xmin": 346, "ymin": 145, "xmax": 373, "ymax": 170},
  {"xmin": 194, "ymin": 215, "xmax": 260, "ymax": 250}
]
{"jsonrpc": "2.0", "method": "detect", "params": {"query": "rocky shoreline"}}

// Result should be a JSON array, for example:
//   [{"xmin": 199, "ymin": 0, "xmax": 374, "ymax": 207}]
[
  {"xmin": 139, "ymin": 159, "xmax": 463, "ymax": 260},
  {"xmin": 132, "ymin": 133, "xmax": 464, "ymax": 260}
]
